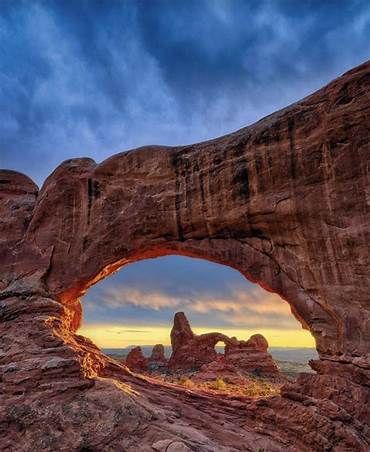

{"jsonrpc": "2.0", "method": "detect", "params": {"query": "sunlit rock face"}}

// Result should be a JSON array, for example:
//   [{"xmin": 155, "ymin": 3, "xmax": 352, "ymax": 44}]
[{"xmin": 0, "ymin": 62, "xmax": 369, "ymax": 450}]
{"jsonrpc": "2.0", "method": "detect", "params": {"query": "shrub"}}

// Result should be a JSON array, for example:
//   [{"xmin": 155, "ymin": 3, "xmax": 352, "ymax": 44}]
[
  {"xmin": 178, "ymin": 377, "xmax": 194, "ymax": 389},
  {"xmin": 243, "ymin": 379, "xmax": 279, "ymax": 397},
  {"xmin": 211, "ymin": 377, "xmax": 227, "ymax": 391}
]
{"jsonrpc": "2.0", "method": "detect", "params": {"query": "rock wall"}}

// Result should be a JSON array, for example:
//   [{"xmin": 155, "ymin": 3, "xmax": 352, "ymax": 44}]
[{"xmin": 1, "ymin": 61, "xmax": 369, "ymax": 450}]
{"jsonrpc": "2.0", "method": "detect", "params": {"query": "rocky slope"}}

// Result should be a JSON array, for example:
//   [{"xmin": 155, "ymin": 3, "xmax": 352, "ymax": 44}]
[{"xmin": 0, "ymin": 61, "xmax": 369, "ymax": 451}]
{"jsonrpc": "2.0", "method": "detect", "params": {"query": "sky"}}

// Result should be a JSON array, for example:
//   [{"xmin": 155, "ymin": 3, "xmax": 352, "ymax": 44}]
[
  {"xmin": 79, "ymin": 256, "xmax": 316, "ymax": 348},
  {"xmin": 1, "ymin": 0, "xmax": 369, "ymax": 349}
]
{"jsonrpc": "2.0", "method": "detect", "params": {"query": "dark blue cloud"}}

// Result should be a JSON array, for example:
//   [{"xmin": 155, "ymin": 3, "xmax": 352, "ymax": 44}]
[{"xmin": 1, "ymin": 0, "xmax": 369, "ymax": 184}]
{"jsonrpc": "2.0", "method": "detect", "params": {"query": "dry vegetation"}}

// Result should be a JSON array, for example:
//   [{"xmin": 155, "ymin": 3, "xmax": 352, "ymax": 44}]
[{"xmin": 171, "ymin": 375, "xmax": 281, "ymax": 398}]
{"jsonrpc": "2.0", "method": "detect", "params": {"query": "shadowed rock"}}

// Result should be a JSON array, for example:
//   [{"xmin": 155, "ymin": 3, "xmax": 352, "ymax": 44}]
[
  {"xmin": 225, "ymin": 334, "xmax": 280, "ymax": 375},
  {"xmin": 169, "ymin": 312, "xmax": 235, "ymax": 371},
  {"xmin": 148, "ymin": 344, "xmax": 168, "ymax": 372},
  {"xmin": 125, "ymin": 346, "xmax": 148, "ymax": 372}
]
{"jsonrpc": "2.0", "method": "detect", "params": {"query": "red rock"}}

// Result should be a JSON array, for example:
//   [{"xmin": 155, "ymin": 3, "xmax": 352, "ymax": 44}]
[
  {"xmin": 0, "ymin": 62, "xmax": 369, "ymax": 450},
  {"xmin": 170, "ymin": 312, "xmax": 195, "ymax": 352},
  {"xmin": 148, "ymin": 344, "xmax": 168, "ymax": 371},
  {"xmin": 169, "ymin": 312, "xmax": 234, "ymax": 371},
  {"xmin": 194, "ymin": 355, "xmax": 247, "ymax": 384},
  {"xmin": 246, "ymin": 334, "xmax": 268, "ymax": 352},
  {"xmin": 125, "ymin": 346, "xmax": 148, "ymax": 372},
  {"xmin": 225, "ymin": 334, "xmax": 280, "ymax": 375},
  {"xmin": 168, "ymin": 312, "xmax": 279, "ymax": 376},
  {"xmin": 150, "ymin": 344, "xmax": 167, "ymax": 362}
]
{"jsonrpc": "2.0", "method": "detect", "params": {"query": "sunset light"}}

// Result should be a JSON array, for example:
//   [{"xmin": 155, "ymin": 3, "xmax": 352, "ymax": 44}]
[
  {"xmin": 2, "ymin": 1, "xmax": 368, "ymax": 449},
  {"xmin": 78, "ymin": 323, "xmax": 315, "ymax": 349}
]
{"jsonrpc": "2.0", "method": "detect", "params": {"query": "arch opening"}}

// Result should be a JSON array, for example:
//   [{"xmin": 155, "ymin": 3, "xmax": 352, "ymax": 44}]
[
  {"xmin": 215, "ymin": 341, "xmax": 226, "ymax": 356},
  {"xmin": 77, "ymin": 255, "xmax": 318, "ymax": 392}
]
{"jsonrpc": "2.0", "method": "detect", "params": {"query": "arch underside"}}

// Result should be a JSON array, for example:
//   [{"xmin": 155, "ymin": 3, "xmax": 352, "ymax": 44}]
[{"xmin": 73, "ymin": 242, "xmax": 329, "ymax": 352}]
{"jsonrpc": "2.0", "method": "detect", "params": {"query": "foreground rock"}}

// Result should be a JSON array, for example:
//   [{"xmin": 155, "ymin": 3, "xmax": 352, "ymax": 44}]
[{"xmin": 0, "ymin": 61, "xmax": 369, "ymax": 450}]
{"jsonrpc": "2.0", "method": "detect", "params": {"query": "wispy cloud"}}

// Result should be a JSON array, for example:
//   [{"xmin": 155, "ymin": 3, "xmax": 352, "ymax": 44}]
[
  {"xmin": 85, "ymin": 279, "xmax": 298, "ymax": 330},
  {"xmin": 100, "ymin": 286, "xmax": 184, "ymax": 311}
]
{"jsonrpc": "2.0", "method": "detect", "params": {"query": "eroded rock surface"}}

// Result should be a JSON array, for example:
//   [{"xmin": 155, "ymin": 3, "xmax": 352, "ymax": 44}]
[
  {"xmin": 169, "ymin": 312, "xmax": 230, "ymax": 371},
  {"xmin": 0, "ymin": 61, "xmax": 369, "ymax": 451}
]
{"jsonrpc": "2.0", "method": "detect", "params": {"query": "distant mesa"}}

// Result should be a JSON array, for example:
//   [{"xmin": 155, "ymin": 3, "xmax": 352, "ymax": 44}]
[{"xmin": 124, "ymin": 312, "xmax": 280, "ymax": 377}]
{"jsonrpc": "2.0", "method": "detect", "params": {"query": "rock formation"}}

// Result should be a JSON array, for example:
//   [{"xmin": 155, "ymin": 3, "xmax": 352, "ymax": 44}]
[
  {"xmin": 125, "ymin": 316, "xmax": 279, "ymax": 378},
  {"xmin": 0, "ymin": 61, "xmax": 369, "ymax": 450},
  {"xmin": 169, "ymin": 312, "xmax": 230, "ymax": 371},
  {"xmin": 125, "ymin": 346, "xmax": 148, "ymax": 372},
  {"xmin": 169, "ymin": 312, "xmax": 279, "ymax": 375},
  {"xmin": 148, "ymin": 344, "xmax": 168, "ymax": 372},
  {"xmin": 150, "ymin": 343, "xmax": 167, "ymax": 361},
  {"xmin": 225, "ymin": 334, "xmax": 280, "ymax": 375}
]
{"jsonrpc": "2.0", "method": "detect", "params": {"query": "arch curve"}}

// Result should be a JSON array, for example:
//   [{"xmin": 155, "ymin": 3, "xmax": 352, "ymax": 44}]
[{"xmin": 2, "ymin": 61, "xmax": 370, "ymax": 363}]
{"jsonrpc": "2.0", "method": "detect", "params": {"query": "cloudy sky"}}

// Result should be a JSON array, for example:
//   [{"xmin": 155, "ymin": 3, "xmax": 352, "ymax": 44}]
[{"xmin": 1, "ymin": 1, "xmax": 369, "ymax": 348}]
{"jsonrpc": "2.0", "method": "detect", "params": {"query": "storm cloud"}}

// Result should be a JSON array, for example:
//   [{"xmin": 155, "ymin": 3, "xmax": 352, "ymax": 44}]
[{"xmin": 1, "ymin": 0, "xmax": 369, "ymax": 184}]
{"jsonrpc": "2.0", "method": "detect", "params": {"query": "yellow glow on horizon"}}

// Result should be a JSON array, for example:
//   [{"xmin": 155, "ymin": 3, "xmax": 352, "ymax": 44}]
[{"xmin": 78, "ymin": 323, "xmax": 316, "ymax": 349}]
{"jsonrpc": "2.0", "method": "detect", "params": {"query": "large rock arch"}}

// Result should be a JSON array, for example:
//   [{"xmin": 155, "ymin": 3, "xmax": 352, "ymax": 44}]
[{"xmin": 0, "ymin": 61, "xmax": 369, "ymax": 450}]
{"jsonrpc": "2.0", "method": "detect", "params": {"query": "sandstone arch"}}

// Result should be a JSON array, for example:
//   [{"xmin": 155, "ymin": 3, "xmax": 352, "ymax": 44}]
[{"xmin": 1, "ymin": 61, "xmax": 369, "ymax": 450}]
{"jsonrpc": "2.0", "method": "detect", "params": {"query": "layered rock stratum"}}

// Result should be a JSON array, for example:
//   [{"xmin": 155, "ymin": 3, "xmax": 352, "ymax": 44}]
[{"xmin": 0, "ymin": 61, "xmax": 369, "ymax": 451}]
